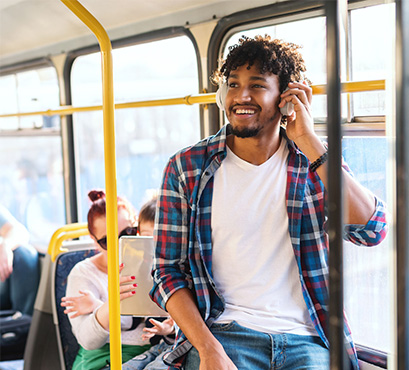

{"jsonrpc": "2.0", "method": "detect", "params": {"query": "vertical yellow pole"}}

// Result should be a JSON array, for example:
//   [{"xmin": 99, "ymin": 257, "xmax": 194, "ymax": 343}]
[{"xmin": 59, "ymin": 1, "xmax": 121, "ymax": 368}]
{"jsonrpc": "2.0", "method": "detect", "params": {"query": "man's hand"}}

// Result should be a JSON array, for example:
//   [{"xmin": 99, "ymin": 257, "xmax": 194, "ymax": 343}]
[
  {"xmin": 198, "ymin": 341, "xmax": 238, "ymax": 370},
  {"xmin": 279, "ymin": 81, "xmax": 315, "ymax": 145}
]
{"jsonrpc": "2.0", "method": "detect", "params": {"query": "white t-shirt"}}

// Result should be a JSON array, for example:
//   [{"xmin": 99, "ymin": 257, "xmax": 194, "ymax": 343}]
[{"xmin": 211, "ymin": 137, "xmax": 316, "ymax": 336}]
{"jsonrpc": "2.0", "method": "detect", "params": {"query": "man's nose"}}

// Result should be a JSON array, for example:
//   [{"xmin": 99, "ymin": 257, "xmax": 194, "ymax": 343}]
[{"xmin": 234, "ymin": 87, "xmax": 251, "ymax": 103}]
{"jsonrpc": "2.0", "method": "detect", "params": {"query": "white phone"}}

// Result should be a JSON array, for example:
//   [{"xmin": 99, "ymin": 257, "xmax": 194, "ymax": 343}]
[
  {"xmin": 280, "ymin": 87, "xmax": 294, "ymax": 116},
  {"xmin": 216, "ymin": 82, "xmax": 294, "ymax": 116}
]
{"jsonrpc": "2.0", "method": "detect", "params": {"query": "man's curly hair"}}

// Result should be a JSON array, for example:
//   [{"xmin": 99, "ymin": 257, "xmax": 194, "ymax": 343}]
[{"xmin": 212, "ymin": 35, "xmax": 308, "ymax": 93}]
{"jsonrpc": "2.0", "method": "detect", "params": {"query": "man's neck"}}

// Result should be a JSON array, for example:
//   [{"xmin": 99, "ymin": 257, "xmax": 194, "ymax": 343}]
[{"xmin": 226, "ymin": 129, "xmax": 281, "ymax": 165}]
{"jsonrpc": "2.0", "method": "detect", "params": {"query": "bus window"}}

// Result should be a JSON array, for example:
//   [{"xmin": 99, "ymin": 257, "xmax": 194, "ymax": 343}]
[
  {"xmin": 0, "ymin": 66, "xmax": 65, "ymax": 253},
  {"xmin": 0, "ymin": 67, "xmax": 61, "ymax": 130},
  {"xmin": 220, "ymin": 2, "xmax": 394, "ymax": 354},
  {"xmin": 350, "ymin": 4, "xmax": 395, "ymax": 118},
  {"xmin": 343, "ymin": 137, "xmax": 391, "ymax": 352},
  {"xmin": 341, "ymin": 3, "xmax": 395, "ymax": 353},
  {"xmin": 70, "ymin": 35, "xmax": 200, "ymax": 220}
]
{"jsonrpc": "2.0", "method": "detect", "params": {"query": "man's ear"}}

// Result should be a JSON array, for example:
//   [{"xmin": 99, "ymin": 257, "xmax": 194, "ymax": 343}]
[{"xmin": 216, "ymin": 82, "xmax": 228, "ymax": 111}]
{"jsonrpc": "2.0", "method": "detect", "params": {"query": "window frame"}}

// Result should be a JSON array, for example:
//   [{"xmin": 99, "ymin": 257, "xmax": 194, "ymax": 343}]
[{"xmin": 207, "ymin": 0, "xmax": 390, "ymax": 136}]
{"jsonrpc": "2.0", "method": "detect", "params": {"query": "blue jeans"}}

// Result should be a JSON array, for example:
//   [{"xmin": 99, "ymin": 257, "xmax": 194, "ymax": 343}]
[
  {"xmin": 184, "ymin": 321, "xmax": 329, "ymax": 370},
  {"xmin": 120, "ymin": 341, "xmax": 172, "ymax": 370},
  {"xmin": 0, "ymin": 245, "xmax": 40, "ymax": 316}
]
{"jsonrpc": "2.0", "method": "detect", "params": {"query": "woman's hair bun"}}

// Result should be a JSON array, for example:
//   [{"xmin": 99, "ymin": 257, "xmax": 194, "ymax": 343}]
[{"xmin": 88, "ymin": 189, "xmax": 106, "ymax": 202}]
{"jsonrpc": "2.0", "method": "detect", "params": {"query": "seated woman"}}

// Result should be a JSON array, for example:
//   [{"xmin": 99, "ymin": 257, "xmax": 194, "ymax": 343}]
[
  {"xmin": 61, "ymin": 192, "xmax": 174, "ymax": 370},
  {"xmin": 61, "ymin": 190, "xmax": 150, "ymax": 370}
]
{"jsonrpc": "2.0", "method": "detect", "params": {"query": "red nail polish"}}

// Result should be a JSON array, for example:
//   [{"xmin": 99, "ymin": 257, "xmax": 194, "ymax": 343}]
[
  {"xmin": 131, "ymin": 276, "xmax": 135, "ymax": 279},
  {"xmin": 133, "ymin": 283, "xmax": 137, "ymax": 287},
  {"xmin": 132, "ymin": 291, "xmax": 136, "ymax": 295}
]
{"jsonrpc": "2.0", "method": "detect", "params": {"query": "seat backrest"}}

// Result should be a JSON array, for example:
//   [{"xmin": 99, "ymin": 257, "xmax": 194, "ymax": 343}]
[{"xmin": 52, "ymin": 245, "xmax": 97, "ymax": 370}]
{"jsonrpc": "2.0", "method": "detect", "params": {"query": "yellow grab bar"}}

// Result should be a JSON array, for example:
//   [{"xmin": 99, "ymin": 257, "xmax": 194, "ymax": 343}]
[
  {"xmin": 47, "ymin": 224, "xmax": 90, "ymax": 262},
  {"xmin": 0, "ymin": 80, "xmax": 385, "ymax": 119},
  {"xmin": 311, "ymin": 79, "xmax": 386, "ymax": 95},
  {"xmin": 60, "ymin": 1, "xmax": 122, "ymax": 368}
]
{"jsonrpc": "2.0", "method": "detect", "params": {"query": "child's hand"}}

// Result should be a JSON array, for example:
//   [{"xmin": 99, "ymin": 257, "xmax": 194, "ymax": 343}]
[
  {"xmin": 119, "ymin": 263, "xmax": 138, "ymax": 301},
  {"xmin": 141, "ymin": 317, "xmax": 175, "ymax": 340},
  {"xmin": 61, "ymin": 290, "xmax": 102, "ymax": 318}
]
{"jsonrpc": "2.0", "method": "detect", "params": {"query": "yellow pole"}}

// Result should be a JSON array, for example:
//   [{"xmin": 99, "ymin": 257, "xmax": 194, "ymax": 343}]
[{"xmin": 60, "ymin": 1, "xmax": 121, "ymax": 368}]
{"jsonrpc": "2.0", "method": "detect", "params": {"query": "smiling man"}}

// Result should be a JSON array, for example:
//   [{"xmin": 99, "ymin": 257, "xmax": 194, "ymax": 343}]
[{"xmin": 150, "ymin": 36, "xmax": 388, "ymax": 370}]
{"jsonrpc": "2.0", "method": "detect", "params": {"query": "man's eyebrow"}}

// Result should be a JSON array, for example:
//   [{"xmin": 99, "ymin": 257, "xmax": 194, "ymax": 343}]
[{"xmin": 229, "ymin": 74, "xmax": 268, "ymax": 82}]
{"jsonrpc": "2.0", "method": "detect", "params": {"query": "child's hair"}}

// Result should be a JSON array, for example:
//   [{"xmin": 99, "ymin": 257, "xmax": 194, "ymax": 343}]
[
  {"xmin": 138, "ymin": 197, "xmax": 157, "ymax": 225},
  {"xmin": 87, "ymin": 190, "xmax": 136, "ymax": 236}
]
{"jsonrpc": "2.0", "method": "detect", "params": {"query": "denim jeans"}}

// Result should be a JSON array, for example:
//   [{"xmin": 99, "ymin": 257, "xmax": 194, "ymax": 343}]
[
  {"xmin": 184, "ymin": 321, "xmax": 329, "ymax": 370},
  {"xmin": 120, "ymin": 340, "xmax": 172, "ymax": 370},
  {"xmin": 0, "ymin": 245, "xmax": 40, "ymax": 316}
]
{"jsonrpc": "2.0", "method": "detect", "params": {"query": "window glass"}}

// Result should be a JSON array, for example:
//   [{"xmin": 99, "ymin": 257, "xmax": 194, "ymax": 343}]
[
  {"xmin": 350, "ymin": 3, "xmax": 395, "ymax": 117},
  {"xmin": 0, "ymin": 136, "xmax": 66, "ymax": 253},
  {"xmin": 0, "ymin": 66, "xmax": 64, "ymax": 252},
  {"xmin": 342, "ymin": 137, "xmax": 391, "ymax": 352},
  {"xmin": 71, "ymin": 35, "xmax": 200, "ymax": 219},
  {"xmin": 0, "ymin": 67, "xmax": 61, "ymax": 130},
  {"xmin": 0, "ymin": 74, "xmax": 18, "ymax": 129}
]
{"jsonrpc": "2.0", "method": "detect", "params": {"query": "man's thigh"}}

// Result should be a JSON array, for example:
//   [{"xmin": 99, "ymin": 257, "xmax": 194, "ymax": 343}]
[
  {"xmin": 184, "ymin": 322, "xmax": 330, "ymax": 370},
  {"xmin": 184, "ymin": 321, "xmax": 271, "ymax": 370},
  {"xmin": 276, "ymin": 334, "xmax": 329, "ymax": 370}
]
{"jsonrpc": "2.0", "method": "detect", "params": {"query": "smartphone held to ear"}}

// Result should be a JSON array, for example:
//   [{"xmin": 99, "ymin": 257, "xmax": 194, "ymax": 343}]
[
  {"xmin": 280, "ymin": 87, "xmax": 294, "ymax": 116},
  {"xmin": 216, "ymin": 82, "xmax": 294, "ymax": 116}
]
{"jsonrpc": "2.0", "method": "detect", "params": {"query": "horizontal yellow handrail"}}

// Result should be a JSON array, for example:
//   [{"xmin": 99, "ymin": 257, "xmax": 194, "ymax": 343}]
[
  {"xmin": 311, "ymin": 79, "xmax": 385, "ymax": 95},
  {"xmin": 0, "ymin": 80, "xmax": 385, "ymax": 119},
  {"xmin": 47, "ymin": 223, "xmax": 89, "ymax": 262}
]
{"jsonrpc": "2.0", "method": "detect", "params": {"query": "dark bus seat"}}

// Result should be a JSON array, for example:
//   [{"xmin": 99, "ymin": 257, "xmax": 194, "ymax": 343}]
[
  {"xmin": 23, "ymin": 240, "xmax": 95, "ymax": 370},
  {"xmin": 52, "ymin": 246, "xmax": 97, "ymax": 370}
]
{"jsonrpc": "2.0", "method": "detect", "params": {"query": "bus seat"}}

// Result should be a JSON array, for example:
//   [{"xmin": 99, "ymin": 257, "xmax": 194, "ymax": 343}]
[{"xmin": 51, "ymin": 244, "xmax": 97, "ymax": 370}]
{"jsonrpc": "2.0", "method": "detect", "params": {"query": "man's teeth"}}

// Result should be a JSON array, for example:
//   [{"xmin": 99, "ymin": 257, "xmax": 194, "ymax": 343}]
[{"xmin": 235, "ymin": 109, "xmax": 255, "ymax": 114}]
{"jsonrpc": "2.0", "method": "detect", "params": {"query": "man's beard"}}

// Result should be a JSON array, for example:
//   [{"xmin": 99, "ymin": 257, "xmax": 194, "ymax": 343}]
[{"xmin": 230, "ymin": 125, "xmax": 262, "ymax": 138}]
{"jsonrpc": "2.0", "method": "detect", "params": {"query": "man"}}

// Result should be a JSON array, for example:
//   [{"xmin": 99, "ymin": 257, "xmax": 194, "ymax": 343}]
[
  {"xmin": 0, "ymin": 204, "xmax": 40, "ymax": 316},
  {"xmin": 150, "ymin": 36, "xmax": 387, "ymax": 370}
]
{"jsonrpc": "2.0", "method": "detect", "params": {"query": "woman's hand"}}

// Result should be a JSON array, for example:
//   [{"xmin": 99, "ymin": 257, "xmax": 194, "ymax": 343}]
[{"xmin": 119, "ymin": 263, "xmax": 138, "ymax": 300}]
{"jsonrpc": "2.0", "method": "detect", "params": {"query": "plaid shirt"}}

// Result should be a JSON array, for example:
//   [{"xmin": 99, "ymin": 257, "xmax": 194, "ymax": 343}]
[{"xmin": 150, "ymin": 124, "xmax": 388, "ymax": 369}]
